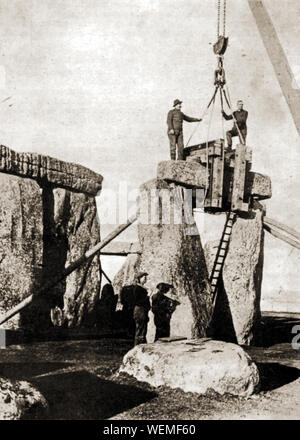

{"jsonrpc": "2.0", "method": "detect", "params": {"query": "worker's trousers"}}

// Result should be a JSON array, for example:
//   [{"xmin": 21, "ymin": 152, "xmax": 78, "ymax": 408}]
[
  {"xmin": 226, "ymin": 128, "xmax": 247, "ymax": 149},
  {"xmin": 168, "ymin": 132, "xmax": 184, "ymax": 160},
  {"xmin": 133, "ymin": 306, "xmax": 149, "ymax": 346}
]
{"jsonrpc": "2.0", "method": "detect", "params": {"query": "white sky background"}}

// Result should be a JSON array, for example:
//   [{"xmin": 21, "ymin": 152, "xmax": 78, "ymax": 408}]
[{"xmin": 0, "ymin": 0, "xmax": 300, "ymax": 306}]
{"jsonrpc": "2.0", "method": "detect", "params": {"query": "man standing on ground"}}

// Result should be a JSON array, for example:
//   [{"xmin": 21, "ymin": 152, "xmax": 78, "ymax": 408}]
[
  {"xmin": 167, "ymin": 99, "xmax": 202, "ymax": 160},
  {"xmin": 222, "ymin": 100, "xmax": 248, "ymax": 150},
  {"xmin": 133, "ymin": 272, "xmax": 150, "ymax": 346},
  {"xmin": 151, "ymin": 283, "xmax": 180, "ymax": 341}
]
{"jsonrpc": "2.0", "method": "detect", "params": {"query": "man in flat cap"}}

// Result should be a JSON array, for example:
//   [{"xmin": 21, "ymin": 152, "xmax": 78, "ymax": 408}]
[
  {"xmin": 132, "ymin": 272, "xmax": 150, "ymax": 346},
  {"xmin": 167, "ymin": 99, "xmax": 202, "ymax": 160},
  {"xmin": 151, "ymin": 283, "xmax": 180, "ymax": 341}
]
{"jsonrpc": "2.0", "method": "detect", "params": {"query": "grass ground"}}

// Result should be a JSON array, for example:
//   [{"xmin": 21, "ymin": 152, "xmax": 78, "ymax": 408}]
[{"xmin": 1, "ymin": 312, "xmax": 300, "ymax": 420}]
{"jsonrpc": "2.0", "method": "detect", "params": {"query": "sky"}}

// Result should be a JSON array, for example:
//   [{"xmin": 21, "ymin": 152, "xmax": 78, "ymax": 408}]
[{"xmin": 0, "ymin": 0, "xmax": 299, "ymax": 310}]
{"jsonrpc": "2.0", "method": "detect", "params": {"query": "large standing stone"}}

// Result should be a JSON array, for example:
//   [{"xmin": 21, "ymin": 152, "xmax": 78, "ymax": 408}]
[
  {"xmin": 204, "ymin": 204, "xmax": 264, "ymax": 345},
  {"xmin": 138, "ymin": 179, "xmax": 212, "ymax": 340},
  {"xmin": 0, "ymin": 174, "xmax": 43, "ymax": 330},
  {"xmin": 46, "ymin": 188, "xmax": 101, "ymax": 328},
  {"xmin": 0, "ymin": 378, "xmax": 48, "ymax": 420},
  {"xmin": 119, "ymin": 339, "xmax": 260, "ymax": 397}
]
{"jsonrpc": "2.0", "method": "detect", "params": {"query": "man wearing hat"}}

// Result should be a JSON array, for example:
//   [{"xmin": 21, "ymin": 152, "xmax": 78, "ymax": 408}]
[
  {"xmin": 151, "ymin": 283, "xmax": 180, "ymax": 341},
  {"xmin": 167, "ymin": 99, "xmax": 202, "ymax": 160},
  {"xmin": 132, "ymin": 272, "xmax": 150, "ymax": 346}
]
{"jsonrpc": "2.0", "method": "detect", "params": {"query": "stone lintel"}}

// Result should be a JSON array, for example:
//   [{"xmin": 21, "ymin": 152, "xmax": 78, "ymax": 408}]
[
  {"xmin": 157, "ymin": 160, "xmax": 272, "ymax": 200},
  {"xmin": 0, "ymin": 145, "xmax": 103, "ymax": 196}
]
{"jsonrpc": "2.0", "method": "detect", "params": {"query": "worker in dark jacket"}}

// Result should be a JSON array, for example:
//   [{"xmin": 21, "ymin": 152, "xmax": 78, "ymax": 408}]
[
  {"xmin": 167, "ymin": 99, "xmax": 202, "ymax": 160},
  {"xmin": 151, "ymin": 283, "xmax": 180, "ymax": 341},
  {"xmin": 222, "ymin": 100, "xmax": 248, "ymax": 150},
  {"xmin": 133, "ymin": 272, "xmax": 150, "ymax": 346}
]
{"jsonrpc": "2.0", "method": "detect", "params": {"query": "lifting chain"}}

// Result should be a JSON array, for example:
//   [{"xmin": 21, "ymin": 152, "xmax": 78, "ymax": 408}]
[
  {"xmin": 223, "ymin": 0, "xmax": 226, "ymax": 36},
  {"xmin": 217, "ymin": 0, "xmax": 226, "ymax": 37},
  {"xmin": 214, "ymin": 0, "xmax": 228, "ymax": 56},
  {"xmin": 217, "ymin": 0, "xmax": 221, "ymax": 38}
]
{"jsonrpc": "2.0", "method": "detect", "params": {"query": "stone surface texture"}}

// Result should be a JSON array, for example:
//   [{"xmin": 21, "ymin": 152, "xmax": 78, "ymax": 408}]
[
  {"xmin": 119, "ymin": 339, "xmax": 260, "ymax": 397},
  {"xmin": 49, "ymin": 189, "xmax": 102, "ymax": 328},
  {"xmin": 204, "ymin": 205, "xmax": 264, "ymax": 345},
  {"xmin": 138, "ymin": 179, "xmax": 213, "ymax": 340},
  {"xmin": 0, "ymin": 378, "xmax": 48, "ymax": 420},
  {"xmin": 0, "ymin": 173, "xmax": 43, "ymax": 330},
  {"xmin": 0, "ymin": 145, "xmax": 102, "ymax": 196},
  {"xmin": 157, "ymin": 160, "xmax": 207, "ymax": 188}
]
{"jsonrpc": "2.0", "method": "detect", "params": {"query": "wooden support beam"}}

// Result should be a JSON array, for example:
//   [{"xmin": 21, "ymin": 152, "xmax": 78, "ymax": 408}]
[
  {"xmin": 231, "ymin": 144, "xmax": 249, "ymax": 212},
  {"xmin": 204, "ymin": 140, "xmax": 225, "ymax": 209},
  {"xmin": 0, "ymin": 214, "xmax": 137, "ymax": 326},
  {"xmin": 248, "ymin": 0, "xmax": 300, "ymax": 137},
  {"xmin": 263, "ymin": 223, "xmax": 300, "ymax": 250},
  {"xmin": 100, "ymin": 241, "xmax": 141, "ymax": 256},
  {"xmin": 264, "ymin": 217, "xmax": 300, "ymax": 242}
]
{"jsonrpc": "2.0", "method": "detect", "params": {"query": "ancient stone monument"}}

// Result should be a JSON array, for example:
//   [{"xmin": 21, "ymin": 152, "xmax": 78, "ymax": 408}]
[
  {"xmin": 114, "ymin": 141, "xmax": 272, "ymax": 345},
  {"xmin": 0, "ymin": 145, "xmax": 103, "ymax": 331}
]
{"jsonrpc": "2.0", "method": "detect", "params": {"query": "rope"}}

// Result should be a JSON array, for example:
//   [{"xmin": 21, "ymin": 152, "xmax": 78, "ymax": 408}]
[
  {"xmin": 205, "ymin": 92, "xmax": 217, "ymax": 198},
  {"xmin": 219, "ymin": 87, "xmax": 226, "ymax": 158},
  {"xmin": 184, "ymin": 86, "xmax": 219, "ymax": 149}
]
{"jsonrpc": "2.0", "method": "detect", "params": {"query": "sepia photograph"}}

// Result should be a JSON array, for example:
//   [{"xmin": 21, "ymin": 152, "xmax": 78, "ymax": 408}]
[{"xmin": 0, "ymin": 0, "xmax": 299, "ymax": 426}]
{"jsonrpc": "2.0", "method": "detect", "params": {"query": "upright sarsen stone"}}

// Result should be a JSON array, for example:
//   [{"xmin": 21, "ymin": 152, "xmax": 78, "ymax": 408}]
[
  {"xmin": 137, "ymin": 179, "xmax": 212, "ymax": 340},
  {"xmin": 48, "ymin": 189, "xmax": 101, "ymax": 328},
  {"xmin": 0, "ymin": 174, "xmax": 43, "ymax": 330},
  {"xmin": 204, "ymin": 204, "xmax": 264, "ymax": 345}
]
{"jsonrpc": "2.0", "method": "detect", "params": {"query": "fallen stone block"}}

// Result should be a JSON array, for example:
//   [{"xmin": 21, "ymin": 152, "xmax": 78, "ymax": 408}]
[{"xmin": 119, "ymin": 338, "xmax": 260, "ymax": 397}]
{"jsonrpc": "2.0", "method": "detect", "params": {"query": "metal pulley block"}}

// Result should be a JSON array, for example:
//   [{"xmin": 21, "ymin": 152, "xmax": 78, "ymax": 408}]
[{"xmin": 213, "ymin": 35, "xmax": 228, "ymax": 55}]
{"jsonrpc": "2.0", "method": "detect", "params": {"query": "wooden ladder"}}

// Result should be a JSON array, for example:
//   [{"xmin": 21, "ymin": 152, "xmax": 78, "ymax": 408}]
[{"xmin": 209, "ymin": 211, "xmax": 236, "ymax": 304}]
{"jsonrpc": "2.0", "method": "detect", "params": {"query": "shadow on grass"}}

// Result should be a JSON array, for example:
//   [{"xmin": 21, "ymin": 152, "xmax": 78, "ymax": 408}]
[
  {"xmin": 0, "ymin": 362, "xmax": 73, "ymax": 380},
  {"xmin": 257, "ymin": 362, "xmax": 300, "ymax": 392},
  {"xmin": 28, "ymin": 370, "xmax": 157, "ymax": 420}
]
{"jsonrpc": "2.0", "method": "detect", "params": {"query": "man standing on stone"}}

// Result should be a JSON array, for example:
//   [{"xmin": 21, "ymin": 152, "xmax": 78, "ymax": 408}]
[
  {"xmin": 167, "ymin": 99, "xmax": 202, "ymax": 160},
  {"xmin": 133, "ymin": 272, "xmax": 150, "ymax": 346},
  {"xmin": 151, "ymin": 283, "xmax": 179, "ymax": 341},
  {"xmin": 222, "ymin": 100, "xmax": 248, "ymax": 150}
]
